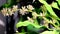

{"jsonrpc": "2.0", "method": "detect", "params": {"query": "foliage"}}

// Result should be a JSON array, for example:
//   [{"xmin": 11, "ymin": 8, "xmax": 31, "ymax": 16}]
[
  {"xmin": 2, "ymin": 0, "xmax": 17, "ymax": 8},
  {"xmin": 1, "ymin": 0, "xmax": 60, "ymax": 34},
  {"xmin": 16, "ymin": 0, "xmax": 60, "ymax": 34},
  {"xmin": 40, "ymin": 30, "xmax": 59, "ymax": 34}
]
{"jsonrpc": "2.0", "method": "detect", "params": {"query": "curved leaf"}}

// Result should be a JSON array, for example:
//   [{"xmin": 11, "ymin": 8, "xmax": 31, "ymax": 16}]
[
  {"xmin": 39, "ymin": 0, "xmax": 60, "ymax": 20},
  {"xmin": 16, "ymin": 21, "xmax": 41, "ymax": 28}
]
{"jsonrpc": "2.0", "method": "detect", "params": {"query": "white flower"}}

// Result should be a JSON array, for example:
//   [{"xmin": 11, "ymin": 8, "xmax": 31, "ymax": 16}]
[
  {"xmin": 22, "ymin": 6, "xmax": 28, "ymax": 11},
  {"xmin": 27, "ymin": 5, "xmax": 34, "ymax": 10},
  {"xmin": 8, "ymin": 8, "xmax": 13, "ymax": 15},
  {"xmin": 19, "ymin": 6, "xmax": 28, "ymax": 15},
  {"xmin": 12, "ymin": 5, "xmax": 18, "ymax": 12},
  {"xmin": 1, "ymin": 8, "xmax": 8, "ymax": 16}
]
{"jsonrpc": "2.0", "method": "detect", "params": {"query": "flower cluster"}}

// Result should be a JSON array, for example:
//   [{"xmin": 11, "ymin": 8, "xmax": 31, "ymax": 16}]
[
  {"xmin": 1, "ymin": 5, "xmax": 34, "ymax": 16},
  {"xmin": 1, "ymin": 5, "xmax": 18, "ymax": 16},
  {"xmin": 19, "ymin": 5, "xmax": 34, "ymax": 15}
]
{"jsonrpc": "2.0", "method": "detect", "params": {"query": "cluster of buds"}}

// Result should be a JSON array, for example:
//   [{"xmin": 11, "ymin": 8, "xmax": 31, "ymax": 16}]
[{"xmin": 27, "ymin": 5, "xmax": 34, "ymax": 11}]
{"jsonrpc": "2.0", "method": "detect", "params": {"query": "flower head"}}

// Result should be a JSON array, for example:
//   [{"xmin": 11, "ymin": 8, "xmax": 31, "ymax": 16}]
[
  {"xmin": 12, "ymin": 5, "xmax": 18, "ymax": 12},
  {"xmin": 8, "ymin": 8, "xmax": 14, "ymax": 15},
  {"xmin": 1, "ymin": 8, "xmax": 8, "ymax": 16},
  {"xmin": 27, "ymin": 5, "xmax": 34, "ymax": 10},
  {"xmin": 19, "ymin": 6, "xmax": 28, "ymax": 15}
]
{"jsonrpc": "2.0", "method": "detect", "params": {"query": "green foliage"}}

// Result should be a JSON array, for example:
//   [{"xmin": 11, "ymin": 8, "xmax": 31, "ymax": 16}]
[
  {"xmin": 0, "ymin": 0, "xmax": 60, "ymax": 34},
  {"xmin": 3, "ymin": 0, "xmax": 17, "ymax": 8},
  {"xmin": 57, "ymin": 0, "xmax": 60, "ymax": 5},
  {"xmin": 39, "ymin": 0, "xmax": 60, "ymax": 20},
  {"xmin": 16, "ymin": 21, "xmax": 41, "ymax": 28},
  {"xmin": 41, "ymin": 30, "xmax": 59, "ymax": 34},
  {"xmin": 16, "ymin": 0, "xmax": 60, "ymax": 34}
]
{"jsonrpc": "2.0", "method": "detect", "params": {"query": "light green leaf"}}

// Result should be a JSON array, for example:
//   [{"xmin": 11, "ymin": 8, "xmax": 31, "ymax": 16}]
[
  {"xmin": 16, "ymin": 21, "xmax": 41, "ymax": 28},
  {"xmin": 41, "ymin": 31, "xmax": 53, "ymax": 34},
  {"xmin": 39, "ymin": 0, "xmax": 60, "ymax": 20},
  {"xmin": 57, "ymin": 0, "xmax": 60, "ymax": 5},
  {"xmin": 40, "ymin": 30, "xmax": 59, "ymax": 34},
  {"xmin": 16, "ymin": 32, "xmax": 26, "ymax": 34},
  {"xmin": 51, "ymin": 2, "xmax": 59, "ymax": 10}
]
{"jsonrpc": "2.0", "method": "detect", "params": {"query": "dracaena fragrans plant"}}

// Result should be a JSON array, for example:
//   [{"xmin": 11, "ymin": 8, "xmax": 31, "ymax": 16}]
[{"xmin": 1, "ymin": 0, "xmax": 60, "ymax": 34}]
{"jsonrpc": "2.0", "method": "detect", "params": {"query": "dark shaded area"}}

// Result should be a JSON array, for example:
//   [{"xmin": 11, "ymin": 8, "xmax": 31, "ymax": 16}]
[
  {"xmin": 18, "ymin": 26, "xmax": 27, "ymax": 32},
  {"xmin": 33, "ymin": 0, "xmax": 43, "ymax": 8},
  {"xmin": 46, "ymin": 0, "xmax": 56, "ymax": 4},
  {"xmin": 0, "ymin": 12, "xmax": 6, "ymax": 34},
  {"xmin": 0, "ymin": 25, "xmax": 5, "ymax": 34},
  {"xmin": 6, "ymin": 15, "xmax": 15, "ymax": 34},
  {"xmin": 17, "ymin": 0, "xmax": 43, "ymax": 8},
  {"xmin": 37, "ymin": 17, "xmax": 44, "ymax": 25},
  {"xmin": 6, "ymin": 11, "xmax": 19, "ymax": 34},
  {"xmin": 52, "ymin": 8, "xmax": 60, "ymax": 18},
  {"xmin": 21, "ymin": 12, "xmax": 32, "ymax": 21},
  {"xmin": 17, "ymin": 25, "xmax": 48, "ymax": 34},
  {"xmin": 17, "ymin": 0, "xmax": 33, "ymax": 7},
  {"xmin": 48, "ymin": 23, "xmax": 54, "ymax": 29}
]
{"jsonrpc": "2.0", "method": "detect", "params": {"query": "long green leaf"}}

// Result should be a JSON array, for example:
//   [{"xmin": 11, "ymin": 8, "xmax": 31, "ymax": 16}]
[
  {"xmin": 39, "ymin": 0, "xmax": 60, "ymax": 20},
  {"xmin": 16, "ymin": 21, "xmax": 41, "ymax": 28}
]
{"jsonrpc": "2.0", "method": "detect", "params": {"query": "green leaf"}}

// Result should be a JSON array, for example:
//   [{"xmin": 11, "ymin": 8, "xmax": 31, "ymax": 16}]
[
  {"xmin": 51, "ymin": 2, "xmax": 59, "ymax": 10},
  {"xmin": 16, "ymin": 21, "xmax": 41, "ymax": 28},
  {"xmin": 27, "ymin": 25, "xmax": 47, "ymax": 34},
  {"xmin": 3, "ymin": 0, "xmax": 11, "ymax": 8},
  {"xmin": 7, "ymin": 0, "xmax": 11, "ymax": 4},
  {"xmin": 40, "ymin": 30, "xmax": 59, "ymax": 34},
  {"xmin": 57, "ymin": 0, "xmax": 60, "ymax": 5},
  {"xmin": 16, "ymin": 32, "xmax": 26, "ymax": 34},
  {"xmin": 27, "ymin": 24, "xmax": 40, "ymax": 32},
  {"xmin": 39, "ymin": 0, "xmax": 60, "ymax": 20}
]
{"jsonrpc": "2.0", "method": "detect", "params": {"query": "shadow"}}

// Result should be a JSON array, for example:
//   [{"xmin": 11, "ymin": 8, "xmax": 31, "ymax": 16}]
[{"xmin": 0, "ymin": 12, "xmax": 6, "ymax": 34}]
